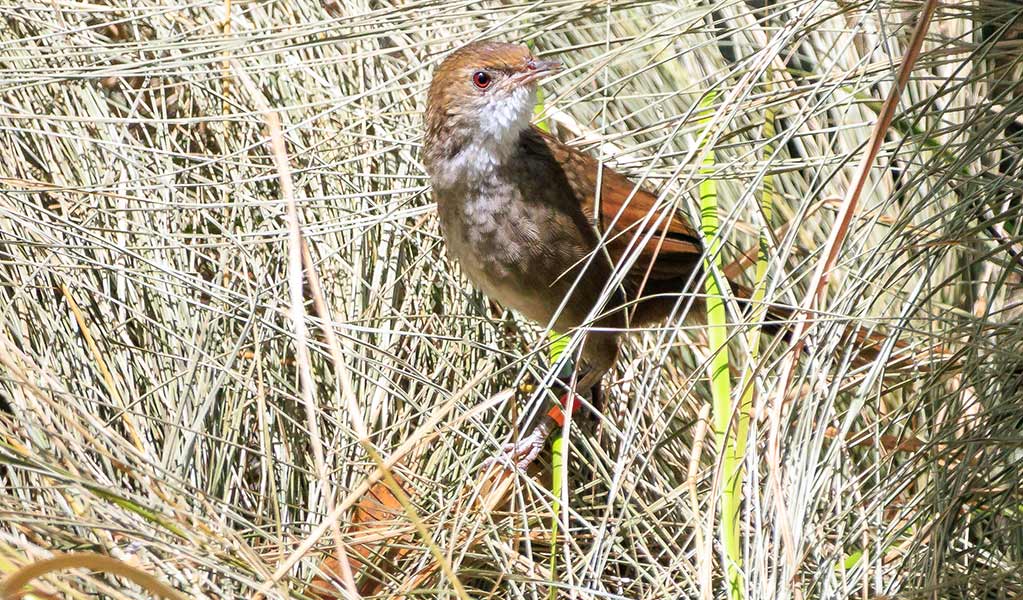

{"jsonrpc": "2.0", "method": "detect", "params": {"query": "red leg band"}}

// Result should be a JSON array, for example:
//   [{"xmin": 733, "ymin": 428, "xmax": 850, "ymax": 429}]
[
  {"xmin": 553, "ymin": 392, "xmax": 583, "ymax": 425},
  {"xmin": 548, "ymin": 393, "xmax": 582, "ymax": 428},
  {"xmin": 559, "ymin": 392, "xmax": 578, "ymax": 414}
]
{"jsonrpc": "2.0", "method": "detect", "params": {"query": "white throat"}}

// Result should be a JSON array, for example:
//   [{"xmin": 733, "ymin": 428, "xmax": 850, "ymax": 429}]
[
  {"xmin": 480, "ymin": 85, "xmax": 535, "ymax": 150},
  {"xmin": 432, "ymin": 86, "xmax": 536, "ymax": 189}
]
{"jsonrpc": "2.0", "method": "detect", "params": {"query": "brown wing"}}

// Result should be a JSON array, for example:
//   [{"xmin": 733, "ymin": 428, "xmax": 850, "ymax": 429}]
[{"xmin": 536, "ymin": 127, "xmax": 703, "ymax": 286}]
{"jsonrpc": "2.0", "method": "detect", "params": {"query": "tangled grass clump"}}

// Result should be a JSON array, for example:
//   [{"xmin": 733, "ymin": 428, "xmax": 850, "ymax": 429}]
[{"xmin": 1, "ymin": 1, "xmax": 1023, "ymax": 598}]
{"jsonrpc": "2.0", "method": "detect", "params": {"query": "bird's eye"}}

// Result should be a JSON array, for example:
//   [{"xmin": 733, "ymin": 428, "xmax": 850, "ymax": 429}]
[{"xmin": 472, "ymin": 71, "xmax": 491, "ymax": 89}]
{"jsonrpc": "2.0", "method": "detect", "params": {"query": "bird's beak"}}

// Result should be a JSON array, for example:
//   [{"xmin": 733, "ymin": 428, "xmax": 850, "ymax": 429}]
[
  {"xmin": 517, "ymin": 59, "xmax": 563, "ymax": 85},
  {"xmin": 530, "ymin": 59, "xmax": 563, "ymax": 73}
]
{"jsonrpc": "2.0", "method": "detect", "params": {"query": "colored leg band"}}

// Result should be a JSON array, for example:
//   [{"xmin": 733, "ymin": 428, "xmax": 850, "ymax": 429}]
[
  {"xmin": 547, "ymin": 404, "xmax": 565, "ymax": 427},
  {"xmin": 547, "ymin": 393, "xmax": 580, "ymax": 427}
]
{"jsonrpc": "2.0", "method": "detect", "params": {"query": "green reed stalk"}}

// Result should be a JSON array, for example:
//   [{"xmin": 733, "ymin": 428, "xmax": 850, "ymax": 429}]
[{"xmin": 696, "ymin": 91, "xmax": 743, "ymax": 600}]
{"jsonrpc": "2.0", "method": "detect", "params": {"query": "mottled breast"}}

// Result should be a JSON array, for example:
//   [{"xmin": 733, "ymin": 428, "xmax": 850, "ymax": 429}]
[{"xmin": 436, "ymin": 181, "xmax": 565, "ymax": 324}]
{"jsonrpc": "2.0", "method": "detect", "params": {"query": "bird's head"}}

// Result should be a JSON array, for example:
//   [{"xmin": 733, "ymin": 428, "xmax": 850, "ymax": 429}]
[{"xmin": 424, "ymin": 41, "xmax": 561, "ymax": 155}]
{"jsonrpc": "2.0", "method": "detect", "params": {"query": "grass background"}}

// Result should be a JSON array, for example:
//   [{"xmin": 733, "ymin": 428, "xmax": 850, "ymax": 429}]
[{"xmin": 1, "ymin": 0, "xmax": 1023, "ymax": 598}]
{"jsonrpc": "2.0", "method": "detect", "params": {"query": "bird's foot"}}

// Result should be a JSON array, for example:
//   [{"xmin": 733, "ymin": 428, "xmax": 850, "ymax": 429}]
[{"xmin": 482, "ymin": 421, "xmax": 553, "ymax": 473}]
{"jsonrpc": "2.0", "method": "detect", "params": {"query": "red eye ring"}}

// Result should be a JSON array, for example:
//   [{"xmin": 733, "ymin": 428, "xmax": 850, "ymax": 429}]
[{"xmin": 472, "ymin": 71, "xmax": 491, "ymax": 89}]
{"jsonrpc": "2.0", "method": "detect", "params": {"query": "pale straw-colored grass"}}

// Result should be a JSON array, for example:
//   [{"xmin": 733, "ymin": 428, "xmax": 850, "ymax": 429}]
[{"xmin": 1, "ymin": 0, "xmax": 1022, "ymax": 598}]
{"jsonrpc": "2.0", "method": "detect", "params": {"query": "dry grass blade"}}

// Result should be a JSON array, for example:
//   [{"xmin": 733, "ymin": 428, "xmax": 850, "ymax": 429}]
[
  {"xmin": 0, "ymin": 552, "xmax": 186, "ymax": 600},
  {"xmin": 765, "ymin": 0, "xmax": 941, "ymax": 575},
  {"xmin": 1, "ymin": 1, "xmax": 1022, "ymax": 599}
]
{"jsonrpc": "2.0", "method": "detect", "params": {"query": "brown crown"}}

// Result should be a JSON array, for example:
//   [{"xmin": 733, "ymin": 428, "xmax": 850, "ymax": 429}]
[{"xmin": 426, "ymin": 41, "xmax": 531, "ymax": 114}]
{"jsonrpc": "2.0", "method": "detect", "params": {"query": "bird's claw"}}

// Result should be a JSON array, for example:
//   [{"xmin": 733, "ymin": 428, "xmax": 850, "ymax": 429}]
[{"xmin": 482, "ymin": 428, "xmax": 549, "ymax": 473}]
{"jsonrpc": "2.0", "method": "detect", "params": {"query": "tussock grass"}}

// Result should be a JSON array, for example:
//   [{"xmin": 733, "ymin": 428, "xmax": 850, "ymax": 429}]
[{"xmin": 1, "ymin": 1, "xmax": 1023, "ymax": 598}]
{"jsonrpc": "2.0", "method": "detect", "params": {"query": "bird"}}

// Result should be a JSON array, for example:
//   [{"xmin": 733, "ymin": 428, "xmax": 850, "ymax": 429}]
[{"xmin": 423, "ymin": 40, "xmax": 775, "ymax": 470}]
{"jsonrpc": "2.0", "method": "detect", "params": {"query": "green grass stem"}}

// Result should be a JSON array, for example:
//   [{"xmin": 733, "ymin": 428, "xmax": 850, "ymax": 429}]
[{"xmin": 696, "ymin": 92, "xmax": 743, "ymax": 600}]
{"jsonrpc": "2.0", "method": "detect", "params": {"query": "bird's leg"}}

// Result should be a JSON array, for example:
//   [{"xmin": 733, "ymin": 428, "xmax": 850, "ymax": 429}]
[
  {"xmin": 483, "ymin": 393, "xmax": 583, "ymax": 472},
  {"xmin": 484, "ymin": 332, "xmax": 618, "ymax": 473},
  {"xmin": 484, "ymin": 413, "xmax": 555, "ymax": 472}
]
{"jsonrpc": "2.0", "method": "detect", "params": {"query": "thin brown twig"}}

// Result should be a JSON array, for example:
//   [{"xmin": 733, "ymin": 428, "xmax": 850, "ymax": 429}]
[
  {"xmin": 764, "ymin": 0, "xmax": 941, "ymax": 576},
  {"xmin": 234, "ymin": 63, "xmax": 360, "ymax": 600}
]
